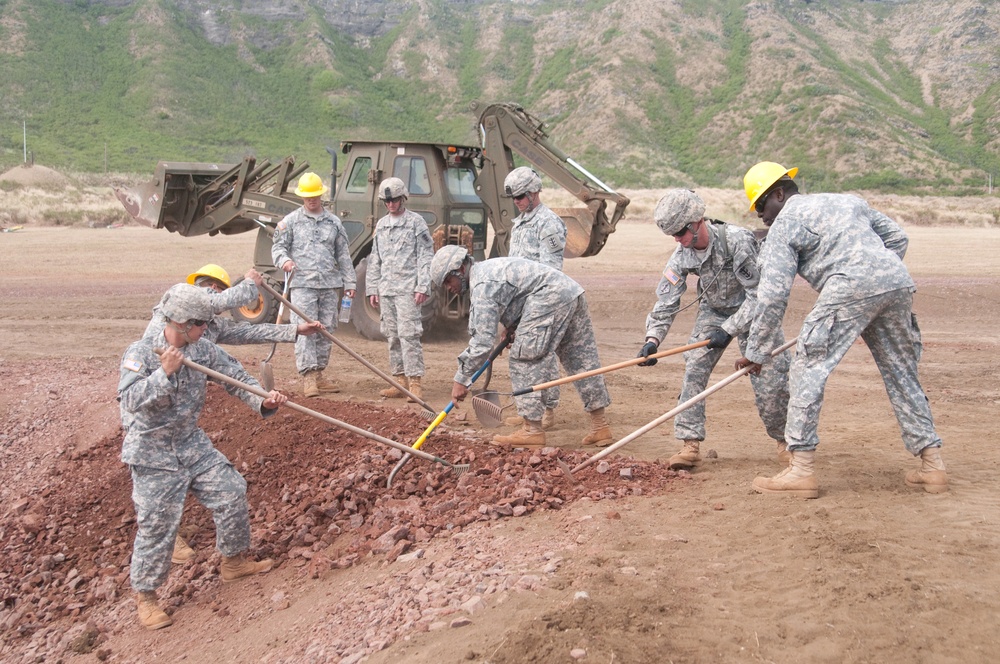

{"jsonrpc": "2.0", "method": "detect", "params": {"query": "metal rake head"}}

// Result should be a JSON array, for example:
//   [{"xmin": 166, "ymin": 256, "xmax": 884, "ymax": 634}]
[{"xmin": 471, "ymin": 391, "xmax": 513, "ymax": 428}]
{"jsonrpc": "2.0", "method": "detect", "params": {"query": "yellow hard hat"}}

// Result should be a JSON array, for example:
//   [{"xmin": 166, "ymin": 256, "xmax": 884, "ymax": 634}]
[
  {"xmin": 294, "ymin": 172, "xmax": 329, "ymax": 198},
  {"xmin": 186, "ymin": 263, "xmax": 231, "ymax": 289},
  {"xmin": 743, "ymin": 162, "xmax": 798, "ymax": 211}
]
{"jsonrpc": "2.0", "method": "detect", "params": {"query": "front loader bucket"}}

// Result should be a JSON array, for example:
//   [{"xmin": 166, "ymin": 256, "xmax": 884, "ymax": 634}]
[{"xmin": 114, "ymin": 183, "xmax": 163, "ymax": 228}]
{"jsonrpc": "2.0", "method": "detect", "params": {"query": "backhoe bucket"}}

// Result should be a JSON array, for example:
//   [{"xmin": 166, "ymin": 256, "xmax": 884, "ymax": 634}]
[{"xmin": 551, "ymin": 206, "xmax": 596, "ymax": 259}]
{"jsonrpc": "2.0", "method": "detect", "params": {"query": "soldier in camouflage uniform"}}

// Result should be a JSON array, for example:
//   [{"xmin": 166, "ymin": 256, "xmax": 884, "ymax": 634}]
[
  {"xmin": 366, "ymin": 177, "xmax": 434, "ymax": 402},
  {"xmin": 144, "ymin": 266, "xmax": 323, "ymax": 566},
  {"xmin": 738, "ymin": 162, "xmax": 947, "ymax": 497},
  {"xmin": 118, "ymin": 284, "xmax": 283, "ymax": 630},
  {"xmin": 271, "ymin": 172, "xmax": 357, "ymax": 398},
  {"xmin": 636, "ymin": 189, "xmax": 791, "ymax": 470},
  {"xmin": 431, "ymin": 246, "xmax": 614, "ymax": 449},
  {"xmin": 503, "ymin": 166, "xmax": 568, "ymax": 430},
  {"xmin": 144, "ymin": 265, "xmax": 324, "ymax": 345}
]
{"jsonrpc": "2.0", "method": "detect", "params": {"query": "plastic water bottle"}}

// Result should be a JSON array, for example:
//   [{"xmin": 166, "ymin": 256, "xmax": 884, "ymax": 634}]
[{"xmin": 338, "ymin": 294, "xmax": 352, "ymax": 323}]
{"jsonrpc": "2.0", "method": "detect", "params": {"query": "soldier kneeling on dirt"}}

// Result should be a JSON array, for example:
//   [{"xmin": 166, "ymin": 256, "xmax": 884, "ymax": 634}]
[
  {"xmin": 118, "ymin": 284, "xmax": 283, "ymax": 629},
  {"xmin": 432, "ymin": 245, "xmax": 615, "ymax": 449}
]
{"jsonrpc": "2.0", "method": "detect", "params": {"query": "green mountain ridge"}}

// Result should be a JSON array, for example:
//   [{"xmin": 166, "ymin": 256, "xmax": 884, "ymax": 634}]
[{"xmin": 1, "ymin": 0, "xmax": 999, "ymax": 194}]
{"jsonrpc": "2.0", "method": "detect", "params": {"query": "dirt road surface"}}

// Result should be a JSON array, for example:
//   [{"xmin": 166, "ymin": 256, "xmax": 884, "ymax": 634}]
[{"xmin": 1, "ymin": 221, "xmax": 999, "ymax": 663}]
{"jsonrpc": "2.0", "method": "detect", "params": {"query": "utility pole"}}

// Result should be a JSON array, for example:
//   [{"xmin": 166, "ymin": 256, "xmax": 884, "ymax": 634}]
[{"xmin": 23, "ymin": 120, "xmax": 27, "ymax": 164}]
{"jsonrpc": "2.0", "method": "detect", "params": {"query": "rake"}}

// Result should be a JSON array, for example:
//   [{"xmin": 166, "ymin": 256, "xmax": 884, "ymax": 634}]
[
  {"xmin": 559, "ymin": 337, "xmax": 797, "ymax": 481},
  {"xmin": 386, "ymin": 337, "xmax": 511, "ymax": 488},
  {"xmin": 471, "ymin": 339, "xmax": 710, "ymax": 428},
  {"xmin": 154, "ymin": 349, "xmax": 469, "ymax": 478}
]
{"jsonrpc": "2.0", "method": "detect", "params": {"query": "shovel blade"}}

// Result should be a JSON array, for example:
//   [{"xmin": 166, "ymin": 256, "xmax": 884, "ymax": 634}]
[
  {"xmin": 260, "ymin": 361, "xmax": 275, "ymax": 392},
  {"xmin": 472, "ymin": 391, "xmax": 507, "ymax": 428}
]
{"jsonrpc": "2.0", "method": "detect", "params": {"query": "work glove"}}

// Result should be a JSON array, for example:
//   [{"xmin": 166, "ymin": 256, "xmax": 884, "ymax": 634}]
[
  {"xmin": 637, "ymin": 341, "xmax": 659, "ymax": 366},
  {"xmin": 705, "ymin": 328, "xmax": 733, "ymax": 349}
]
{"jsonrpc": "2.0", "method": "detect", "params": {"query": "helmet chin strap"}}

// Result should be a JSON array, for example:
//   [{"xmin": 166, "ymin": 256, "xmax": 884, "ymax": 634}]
[{"xmin": 167, "ymin": 320, "xmax": 198, "ymax": 345}]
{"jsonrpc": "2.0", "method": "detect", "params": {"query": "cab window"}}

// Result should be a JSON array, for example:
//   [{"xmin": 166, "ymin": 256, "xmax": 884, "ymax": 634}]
[
  {"xmin": 394, "ymin": 156, "xmax": 431, "ymax": 196},
  {"xmin": 346, "ymin": 157, "xmax": 371, "ymax": 194},
  {"xmin": 446, "ymin": 167, "xmax": 482, "ymax": 204}
]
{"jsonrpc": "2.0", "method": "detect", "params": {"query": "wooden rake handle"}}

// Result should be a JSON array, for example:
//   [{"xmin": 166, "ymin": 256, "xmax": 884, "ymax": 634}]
[
  {"xmin": 153, "ymin": 349, "xmax": 451, "ymax": 466},
  {"xmin": 512, "ymin": 339, "xmax": 710, "ymax": 396},
  {"xmin": 570, "ymin": 337, "xmax": 798, "ymax": 474},
  {"xmin": 258, "ymin": 279, "xmax": 437, "ymax": 414}
]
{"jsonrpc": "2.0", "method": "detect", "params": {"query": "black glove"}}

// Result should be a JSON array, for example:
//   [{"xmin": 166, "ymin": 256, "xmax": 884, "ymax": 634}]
[
  {"xmin": 705, "ymin": 328, "xmax": 733, "ymax": 349},
  {"xmin": 637, "ymin": 340, "xmax": 659, "ymax": 366}
]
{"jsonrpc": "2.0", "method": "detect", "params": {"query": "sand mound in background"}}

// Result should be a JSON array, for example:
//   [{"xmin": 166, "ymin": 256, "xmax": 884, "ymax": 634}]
[{"xmin": 0, "ymin": 163, "xmax": 72, "ymax": 188}]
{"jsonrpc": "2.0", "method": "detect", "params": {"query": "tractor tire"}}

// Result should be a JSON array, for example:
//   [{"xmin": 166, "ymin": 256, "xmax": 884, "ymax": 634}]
[
  {"xmin": 230, "ymin": 274, "xmax": 281, "ymax": 325},
  {"xmin": 351, "ymin": 257, "xmax": 438, "ymax": 340}
]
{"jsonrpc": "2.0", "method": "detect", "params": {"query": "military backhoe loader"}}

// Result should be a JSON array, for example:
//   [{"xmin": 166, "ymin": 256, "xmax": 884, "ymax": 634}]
[{"xmin": 114, "ymin": 101, "xmax": 630, "ymax": 338}]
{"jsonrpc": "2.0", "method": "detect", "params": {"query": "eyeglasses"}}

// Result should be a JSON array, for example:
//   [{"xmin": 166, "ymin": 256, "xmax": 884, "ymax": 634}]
[
  {"xmin": 187, "ymin": 319, "xmax": 208, "ymax": 327},
  {"xmin": 754, "ymin": 189, "xmax": 775, "ymax": 214},
  {"xmin": 672, "ymin": 224, "xmax": 691, "ymax": 238},
  {"xmin": 512, "ymin": 193, "xmax": 528, "ymax": 201},
  {"xmin": 384, "ymin": 196, "xmax": 403, "ymax": 204}
]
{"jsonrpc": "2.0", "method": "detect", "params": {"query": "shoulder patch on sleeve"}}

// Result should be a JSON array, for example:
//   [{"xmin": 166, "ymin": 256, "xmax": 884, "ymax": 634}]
[
  {"xmin": 276, "ymin": 220, "xmax": 287, "ymax": 232},
  {"xmin": 663, "ymin": 268, "xmax": 681, "ymax": 285},
  {"xmin": 123, "ymin": 357, "xmax": 143, "ymax": 372},
  {"xmin": 547, "ymin": 235, "xmax": 561, "ymax": 252}
]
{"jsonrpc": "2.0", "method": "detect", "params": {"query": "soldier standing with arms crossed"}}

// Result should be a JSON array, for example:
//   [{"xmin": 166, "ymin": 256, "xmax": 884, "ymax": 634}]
[
  {"xmin": 366, "ymin": 177, "xmax": 434, "ymax": 402},
  {"xmin": 271, "ymin": 172, "xmax": 357, "ymax": 398}
]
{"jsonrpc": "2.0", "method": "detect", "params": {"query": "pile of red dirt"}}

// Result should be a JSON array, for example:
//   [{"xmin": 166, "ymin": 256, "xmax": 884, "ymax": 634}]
[{"xmin": 0, "ymin": 387, "xmax": 686, "ymax": 653}]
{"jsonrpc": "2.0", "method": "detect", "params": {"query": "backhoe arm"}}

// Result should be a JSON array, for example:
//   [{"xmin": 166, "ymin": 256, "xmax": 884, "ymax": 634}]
[{"xmin": 472, "ymin": 101, "xmax": 630, "ymax": 258}]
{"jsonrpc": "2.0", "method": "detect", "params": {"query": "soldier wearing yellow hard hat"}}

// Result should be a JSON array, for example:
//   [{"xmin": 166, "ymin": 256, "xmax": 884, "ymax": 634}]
[
  {"xmin": 735, "ymin": 161, "xmax": 947, "ymax": 498},
  {"xmin": 271, "ymin": 172, "xmax": 357, "ymax": 397}
]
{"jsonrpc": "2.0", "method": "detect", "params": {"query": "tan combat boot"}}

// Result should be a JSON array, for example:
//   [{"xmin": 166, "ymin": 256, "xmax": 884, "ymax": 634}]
[
  {"xmin": 541, "ymin": 408, "xmax": 556, "ymax": 430},
  {"xmin": 221, "ymin": 554, "xmax": 274, "ymax": 584},
  {"xmin": 492, "ymin": 419, "xmax": 545, "ymax": 449},
  {"xmin": 302, "ymin": 371, "xmax": 320, "ymax": 398},
  {"xmin": 504, "ymin": 415, "xmax": 525, "ymax": 427},
  {"xmin": 776, "ymin": 441, "xmax": 792, "ymax": 466},
  {"xmin": 315, "ymin": 370, "xmax": 340, "ymax": 394},
  {"xmin": 668, "ymin": 440, "xmax": 701, "ymax": 469},
  {"xmin": 380, "ymin": 375, "xmax": 408, "ymax": 398},
  {"xmin": 752, "ymin": 450, "xmax": 819, "ymax": 498},
  {"xmin": 136, "ymin": 591, "xmax": 172, "ymax": 630},
  {"xmin": 581, "ymin": 407, "xmax": 613, "ymax": 447},
  {"xmin": 405, "ymin": 376, "xmax": 422, "ymax": 403},
  {"xmin": 171, "ymin": 535, "xmax": 195, "ymax": 564},
  {"xmin": 905, "ymin": 446, "xmax": 948, "ymax": 494}
]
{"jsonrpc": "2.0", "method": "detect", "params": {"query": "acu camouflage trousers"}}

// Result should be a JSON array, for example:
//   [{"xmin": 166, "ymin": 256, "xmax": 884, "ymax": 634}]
[
  {"xmin": 379, "ymin": 294, "xmax": 425, "ymax": 377},
  {"xmin": 787, "ymin": 287, "xmax": 941, "ymax": 454},
  {"xmin": 290, "ymin": 286, "xmax": 341, "ymax": 375},
  {"xmin": 509, "ymin": 295, "xmax": 609, "ymax": 421},
  {"xmin": 674, "ymin": 306, "xmax": 791, "ymax": 443},
  {"xmin": 129, "ymin": 448, "xmax": 250, "ymax": 592}
]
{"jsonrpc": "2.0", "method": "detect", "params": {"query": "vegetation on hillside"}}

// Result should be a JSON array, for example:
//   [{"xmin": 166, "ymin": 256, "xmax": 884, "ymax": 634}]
[{"xmin": 1, "ymin": 0, "xmax": 999, "ymax": 195}]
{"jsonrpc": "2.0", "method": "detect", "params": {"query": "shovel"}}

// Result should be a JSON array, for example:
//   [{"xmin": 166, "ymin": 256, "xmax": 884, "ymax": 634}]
[
  {"xmin": 559, "ymin": 337, "xmax": 798, "ymax": 480},
  {"xmin": 154, "ymin": 349, "xmax": 470, "ymax": 478},
  {"xmin": 260, "ymin": 273, "xmax": 292, "ymax": 391},
  {"xmin": 472, "ymin": 339, "xmax": 710, "ymax": 427},
  {"xmin": 386, "ymin": 336, "xmax": 511, "ymax": 488},
  {"xmin": 257, "ymin": 280, "xmax": 438, "ymax": 416}
]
